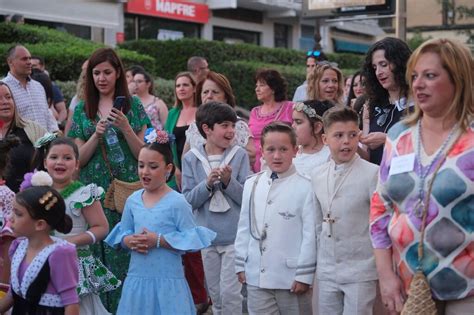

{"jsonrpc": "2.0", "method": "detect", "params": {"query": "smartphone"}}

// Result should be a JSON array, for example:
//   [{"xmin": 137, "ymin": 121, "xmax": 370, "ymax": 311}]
[{"xmin": 113, "ymin": 96, "xmax": 126, "ymax": 111}]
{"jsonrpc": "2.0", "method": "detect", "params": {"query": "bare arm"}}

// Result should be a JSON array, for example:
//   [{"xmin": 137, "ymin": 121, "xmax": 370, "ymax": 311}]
[
  {"xmin": 54, "ymin": 101, "xmax": 68, "ymax": 122},
  {"xmin": 64, "ymin": 201, "xmax": 109, "ymax": 246},
  {"xmin": 374, "ymin": 248, "xmax": 405, "ymax": 314},
  {"xmin": 0, "ymin": 293, "xmax": 13, "ymax": 313},
  {"xmin": 64, "ymin": 304, "xmax": 79, "ymax": 315},
  {"xmin": 157, "ymin": 99, "xmax": 169, "ymax": 128}
]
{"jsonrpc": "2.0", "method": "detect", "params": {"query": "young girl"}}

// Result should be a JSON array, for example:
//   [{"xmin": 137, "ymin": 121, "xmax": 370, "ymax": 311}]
[
  {"xmin": 0, "ymin": 135, "xmax": 20, "ymax": 286},
  {"xmin": 43, "ymin": 137, "xmax": 120, "ymax": 315},
  {"xmin": 0, "ymin": 171, "xmax": 80, "ymax": 315},
  {"xmin": 292, "ymin": 100, "xmax": 333, "ymax": 176},
  {"xmin": 105, "ymin": 129, "xmax": 216, "ymax": 315}
]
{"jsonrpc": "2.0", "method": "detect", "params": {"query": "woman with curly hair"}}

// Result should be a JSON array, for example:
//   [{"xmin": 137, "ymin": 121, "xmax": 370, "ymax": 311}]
[
  {"xmin": 249, "ymin": 69, "xmax": 293, "ymax": 172},
  {"xmin": 360, "ymin": 37, "xmax": 413, "ymax": 164},
  {"xmin": 307, "ymin": 62, "xmax": 344, "ymax": 105}
]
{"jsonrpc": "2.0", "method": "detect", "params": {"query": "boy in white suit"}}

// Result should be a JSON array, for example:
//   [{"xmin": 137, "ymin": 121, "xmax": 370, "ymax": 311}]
[
  {"xmin": 235, "ymin": 122, "xmax": 316, "ymax": 315},
  {"xmin": 312, "ymin": 107, "xmax": 379, "ymax": 315}
]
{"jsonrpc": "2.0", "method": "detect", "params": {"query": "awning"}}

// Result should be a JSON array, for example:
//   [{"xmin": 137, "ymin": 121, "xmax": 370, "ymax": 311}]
[{"xmin": 333, "ymin": 39, "xmax": 371, "ymax": 53}]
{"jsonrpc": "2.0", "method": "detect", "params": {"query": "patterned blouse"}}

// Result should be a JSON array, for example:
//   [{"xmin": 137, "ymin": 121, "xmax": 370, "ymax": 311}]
[{"xmin": 370, "ymin": 120, "xmax": 474, "ymax": 301}]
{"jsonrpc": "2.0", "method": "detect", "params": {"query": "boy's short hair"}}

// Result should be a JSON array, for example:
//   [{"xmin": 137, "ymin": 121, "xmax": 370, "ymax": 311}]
[
  {"xmin": 260, "ymin": 122, "xmax": 296, "ymax": 147},
  {"xmin": 196, "ymin": 101, "xmax": 237, "ymax": 139},
  {"xmin": 322, "ymin": 107, "xmax": 359, "ymax": 130}
]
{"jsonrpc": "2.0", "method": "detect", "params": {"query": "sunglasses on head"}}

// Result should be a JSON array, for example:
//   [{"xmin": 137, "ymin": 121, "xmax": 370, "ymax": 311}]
[{"xmin": 307, "ymin": 50, "xmax": 321, "ymax": 57}]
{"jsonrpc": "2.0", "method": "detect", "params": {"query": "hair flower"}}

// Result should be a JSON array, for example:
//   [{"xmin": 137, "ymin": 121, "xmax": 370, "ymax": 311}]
[
  {"xmin": 144, "ymin": 128, "xmax": 174, "ymax": 144},
  {"xmin": 294, "ymin": 102, "xmax": 320, "ymax": 119},
  {"xmin": 30, "ymin": 171, "xmax": 53, "ymax": 187},
  {"xmin": 34, "ymin": 132, "xmax": 58, "ymax": 149}
]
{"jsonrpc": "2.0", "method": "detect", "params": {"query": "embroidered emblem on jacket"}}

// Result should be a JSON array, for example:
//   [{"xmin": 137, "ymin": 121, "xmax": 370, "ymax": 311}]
[{"xmin": 278, "ymin": 211, "xmax": 296, "ymax": 220}]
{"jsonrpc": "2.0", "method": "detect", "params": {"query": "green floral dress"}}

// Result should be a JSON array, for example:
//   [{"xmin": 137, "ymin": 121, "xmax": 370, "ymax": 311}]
[{"xmin": 68, "ymin": 96, "xmax": 150, "ymax": 313}]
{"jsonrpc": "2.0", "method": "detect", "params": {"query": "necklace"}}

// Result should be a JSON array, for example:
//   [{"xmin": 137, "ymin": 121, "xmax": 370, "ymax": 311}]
[
  {"xmin": 323, "ymin": 156, "xmax": 357, "ymax": 237},
  {"xmin": 415, "ymin": 119, "xmax": 458, "ymax": 217},
  {"xmin": 58, "ymin": 181, "xmax": 83, "ymax": 200}
]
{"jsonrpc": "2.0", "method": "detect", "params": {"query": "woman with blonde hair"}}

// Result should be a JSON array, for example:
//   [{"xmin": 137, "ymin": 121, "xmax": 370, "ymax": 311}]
[
  {"xmin": 370, "ymin": 38, "xmax": 473, "ymax": 315},
  {"xmin": 307, "ymin": 62, "xmax": 344, "ymax": 105}
]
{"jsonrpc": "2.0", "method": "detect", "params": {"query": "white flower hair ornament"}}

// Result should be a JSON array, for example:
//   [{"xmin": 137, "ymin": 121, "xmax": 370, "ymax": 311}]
[
  {"xmin": 30, "ymin": 171, "xmax": 54, "ymax": 187},
  {"xmin": 144, "ymin": 128, "xmax": 175, "ymax": 144},
  {"xmin": 34, "ymin": 132, "xmax": 58, "ymax": 149},
  {"xmin": 294, "ymin": 102, "xmax": 322, "ymax": 120}
]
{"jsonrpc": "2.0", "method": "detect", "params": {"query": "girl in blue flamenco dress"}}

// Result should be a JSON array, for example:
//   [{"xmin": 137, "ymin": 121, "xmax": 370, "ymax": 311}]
[{"xmin": 105, "ymin": 129, "xmax": 216, "ymax": 315}]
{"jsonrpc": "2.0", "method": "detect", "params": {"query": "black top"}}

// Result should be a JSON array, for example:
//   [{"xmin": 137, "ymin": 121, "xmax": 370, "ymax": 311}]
[
  {"xmin": 368, "ymin": 103, "xmax": 407, "ymax": 165},
  {"xmin": 5, "ymin": 127, "xmax": 35, "ymax": 192},
  {"xmin": 173, "ymin": 125, "xmax": 189, "ymax": 169}
]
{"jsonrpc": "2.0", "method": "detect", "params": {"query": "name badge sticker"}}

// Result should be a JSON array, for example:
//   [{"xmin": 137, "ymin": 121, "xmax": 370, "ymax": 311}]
[{"xmin": 389, "ymin": 153, "xmax": 415, "ymax": 176}]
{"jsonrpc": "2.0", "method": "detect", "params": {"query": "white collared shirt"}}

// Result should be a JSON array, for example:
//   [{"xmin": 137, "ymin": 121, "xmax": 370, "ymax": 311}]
[{"xmin": 2, "ymin": 72, "xmax": 58, "ymax": 132}]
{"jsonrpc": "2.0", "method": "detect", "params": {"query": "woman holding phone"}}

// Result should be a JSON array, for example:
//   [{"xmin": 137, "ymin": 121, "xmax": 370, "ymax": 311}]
[{"xmin": 68, "ymin": 47, "xmax": 150, "ymax": 313}]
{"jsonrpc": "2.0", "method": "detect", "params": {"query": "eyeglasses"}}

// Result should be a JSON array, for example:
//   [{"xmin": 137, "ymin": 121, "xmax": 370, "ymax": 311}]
[
  {"xmin": 307, "ymin": 50, "xmax": 321, "ymax": 58},
  {"xmin": 375, "ymin": 107, "xmax": 392, "ymax": 127}
]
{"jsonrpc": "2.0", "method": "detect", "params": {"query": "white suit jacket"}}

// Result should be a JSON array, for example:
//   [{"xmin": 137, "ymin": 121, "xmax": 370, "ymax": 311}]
[
  {"xmin": 311, "ymin": 155, "xmax": 379, "ymax": 283},
  {"xmin": 235, "ymin": 165, "xmax": 317, "ymax": 289}
]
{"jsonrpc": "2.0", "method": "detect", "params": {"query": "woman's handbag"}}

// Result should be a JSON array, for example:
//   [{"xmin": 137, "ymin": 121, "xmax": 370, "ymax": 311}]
[{"xmin": 100, "ymin": 140, "xmax": 141, "ymax": 213}]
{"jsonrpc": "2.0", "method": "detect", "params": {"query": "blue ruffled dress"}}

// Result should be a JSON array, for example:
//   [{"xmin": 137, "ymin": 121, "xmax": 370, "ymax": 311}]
[{"xmin": 104, "ymin": 189, "xmax": 216, "ymax": 315}]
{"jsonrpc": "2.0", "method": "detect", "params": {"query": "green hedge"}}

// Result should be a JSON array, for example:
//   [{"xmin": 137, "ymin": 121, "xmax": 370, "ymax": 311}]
[
  {"xmin": 0, "ymin": 23, "xmax": 155, "ymax": 81},
  {"xmin": 119, "ymin": 38, "xmax": 364, "ymax": 80}
]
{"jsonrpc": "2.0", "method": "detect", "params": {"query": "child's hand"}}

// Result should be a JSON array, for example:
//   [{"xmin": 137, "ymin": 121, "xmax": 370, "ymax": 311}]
[
  {"xmin": 141, "ymin": 228, "xmax": 159, "ymax": 248},
  {"xmin": 237, "ymin": 272, "xmax": 246, "ymax": 284},
  {"xmin": 206, "ymin": 168, "xmax": 221, "ymax": 188},
  {"xmin": 219, "ymin": 165, "xmax": 232, "ymax": 186},
  {"xmin": 290, "ymin": 281, "xmax": 309, "ymax": 295}
]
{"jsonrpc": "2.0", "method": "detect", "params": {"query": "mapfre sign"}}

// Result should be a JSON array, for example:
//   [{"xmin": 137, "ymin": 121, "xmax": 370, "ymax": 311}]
[{"xmin": 126, "ymin": 0, "xmax": 209, "ymax": 24}]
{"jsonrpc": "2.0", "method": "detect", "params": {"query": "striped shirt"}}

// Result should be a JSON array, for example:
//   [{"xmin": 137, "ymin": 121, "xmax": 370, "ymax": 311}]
[{"xmin": 2, "ymin": 72, "xmax": 58, "ymax": 132}]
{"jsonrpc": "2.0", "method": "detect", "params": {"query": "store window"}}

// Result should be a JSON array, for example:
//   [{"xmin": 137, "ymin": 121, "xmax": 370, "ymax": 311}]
[
  {"xmin": 27, "ymin": 19, "xmax": 91, "ymax": 40},
  {"xmin": 274, "ymin": 23, "xmax": 291, "ymax": 48},
  {"xmin": 213, "ymin": 26, "xmax": 260, "ymax": 45},
  {"xmin": 124, "ymin": 14, "xmax": 200, "ymax": 41}
]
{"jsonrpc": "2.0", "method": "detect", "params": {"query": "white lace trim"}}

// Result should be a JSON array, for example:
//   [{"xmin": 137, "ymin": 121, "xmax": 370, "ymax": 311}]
[{"xmin": 11, "ymin": 237, "xmax": 68, "ymax": 307}]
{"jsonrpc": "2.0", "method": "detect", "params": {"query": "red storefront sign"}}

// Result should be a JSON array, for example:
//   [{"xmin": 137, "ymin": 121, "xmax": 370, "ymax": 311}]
[{"xmin": 126, "ymin": 0, "xmax": 209, "ymax": 24}]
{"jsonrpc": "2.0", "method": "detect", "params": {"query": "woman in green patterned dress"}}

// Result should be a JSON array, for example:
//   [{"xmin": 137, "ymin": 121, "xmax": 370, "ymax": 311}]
[{"xmin": 68, "ymin": 48, "xmax": 150, "ymax": 313}]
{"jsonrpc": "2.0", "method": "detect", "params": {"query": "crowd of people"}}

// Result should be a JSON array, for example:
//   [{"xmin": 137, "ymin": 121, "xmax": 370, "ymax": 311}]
[{"xmin": 0, "ymin": 36, "xmax": 472, "ymax": 315}]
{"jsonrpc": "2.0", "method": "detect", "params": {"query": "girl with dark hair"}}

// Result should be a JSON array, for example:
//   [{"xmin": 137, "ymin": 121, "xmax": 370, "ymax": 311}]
[
  {"xmin": 133, "ymin": 70, "xmax": 168, "ymax": 131},
  {"xmin": 292, "ymin": 100, "xmax": 333, "ymax": 177},
  {"xmin": 360, "ymin": 37, "xmax": 413, "ymax": 164},
  {"xmin": 249, "ymin": 69, "xmax": 294, "ymax": 172},
  {"xmin": 345, "ymin": 71, "xmax": 366, "ymax": 108},
  {"xmin": 0, "ymin": 171, "xmax": 80, "ymax": 315},
  {"xmin": 68, "ymin": 47, "xmax": 150, "ymax": 312},
  {"xmin": 44, "ymin": 137, "xmax": 120, "ymax": 315},
  {"xmin": 105, "ymin": 129, "xmax": 215, "ymax": 315}
]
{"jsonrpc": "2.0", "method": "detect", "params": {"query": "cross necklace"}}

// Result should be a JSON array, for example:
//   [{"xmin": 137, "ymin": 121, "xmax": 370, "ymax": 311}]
[{"xmin": 324, "ymin": 157, "xmax": 357, "ymax": 238}]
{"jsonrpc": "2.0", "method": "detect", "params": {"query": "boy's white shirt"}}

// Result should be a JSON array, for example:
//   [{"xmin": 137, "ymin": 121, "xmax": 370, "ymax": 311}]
[
  {"xmin": 311, "ymin": 154, "xmax": 380, "ymax": 283},
  {"xmin": 234, "ymin": 164, "xmax": 317, "ymax": 289}
]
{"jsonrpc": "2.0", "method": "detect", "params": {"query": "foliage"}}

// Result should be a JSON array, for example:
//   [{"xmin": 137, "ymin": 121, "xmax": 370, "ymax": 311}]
[
  {"xmin": 407, "ymin": 32, "xmax": 433, "ymax": 51},
  {"xmin": 0, "ymin": 23, "xmax": 155, "ymax": 81},
  {"xmin": 119, "ymin": 38, "xmax": 364, "ymax": 80}
]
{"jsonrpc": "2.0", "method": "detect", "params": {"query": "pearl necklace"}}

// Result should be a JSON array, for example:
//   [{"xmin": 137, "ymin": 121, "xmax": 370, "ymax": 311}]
[{"xmin": 414, "ymin": 119, "xmax": 458, "ymax": 217}]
